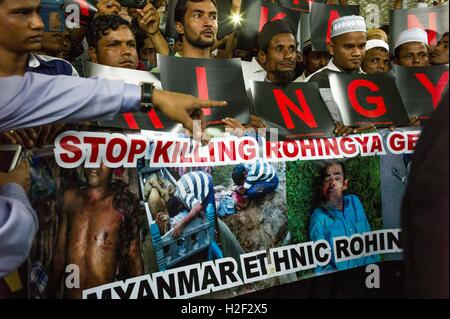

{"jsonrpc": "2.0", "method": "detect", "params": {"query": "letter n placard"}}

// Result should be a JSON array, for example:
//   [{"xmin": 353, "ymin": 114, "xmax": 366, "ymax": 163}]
[{"xmin": 251, "ymin": 81, "xmax": 336, "ymax": 140}]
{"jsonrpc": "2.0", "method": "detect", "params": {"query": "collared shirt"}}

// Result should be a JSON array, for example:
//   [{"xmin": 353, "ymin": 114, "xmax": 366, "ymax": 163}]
[
  {"xmin": 175, "ymin": 171, "xmax": 211, "ymax": 211},
  {"xmin": 306, "ymin": 59, "xmax": 365, "ymax": 122},
  {"xmin": 309, "ymin": 194, "xmax": 381, "ymax": 273},
  {"xmin": 305, "ymin": 59, "xmax": 365, "ymax": 87},
  {"xmin": 296, "ymin": 71, "xmax": 307, "ymax": 82},
  {"xmin": 243, "ymin": 159, "xmax": 277, "ymax": 190},
  {"xmin": 0, "ymin": 183, "xmax": 38, "ymax": 277},
  {"xmin": 241, "ymin": 57, "xmax": 267, "ymax": 90},
  {"xmin": 0, "ymin": 72, "xmax": 141, "ymax": 131},
  {"xmin": 26, "ymin": 53, "xmax": 79, "ymax": 77}
]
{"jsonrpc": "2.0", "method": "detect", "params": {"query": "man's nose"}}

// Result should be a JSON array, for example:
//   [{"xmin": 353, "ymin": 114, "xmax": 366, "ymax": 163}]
[
  {"xmin": 30, "ymin": 12, "xmax": 45, "ymax": 31},
  {"xmin": 283, "ymin": 48, "xmax": 295, "ymax": 59},
  {"xmin": 352, "ymin": 48, "xmax": 362, "ymax": 57},
  {"xmin": 203, "ymin": 15, "xmax": 213, "ymax": 27},
  {"xmin": 121, "ymin": 43, "xmax": 131, "ymax": 55}
]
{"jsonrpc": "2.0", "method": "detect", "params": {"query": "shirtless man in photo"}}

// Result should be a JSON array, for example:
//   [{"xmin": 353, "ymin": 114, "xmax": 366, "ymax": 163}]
[{"xmin": 46, "ymin": 163, "xmax": 144, "ymax": 298}]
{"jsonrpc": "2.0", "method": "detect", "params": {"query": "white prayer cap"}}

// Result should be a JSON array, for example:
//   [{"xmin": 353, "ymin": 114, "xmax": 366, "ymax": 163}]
[
  {"xmin": 395, "ymin": 28, "xmax": 428, "ymax": 50},
  {"xmin": 366, "ymin": 39, "xmax": 389, "ymax": 52},
  {"xmin": 331, "ymin": 15, "xmax": 367, "ymax": 39}
]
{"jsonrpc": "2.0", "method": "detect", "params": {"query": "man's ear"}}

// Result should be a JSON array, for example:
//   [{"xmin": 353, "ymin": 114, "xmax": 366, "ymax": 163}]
[
  {"xmin": 343, "ymin": 178, "xmax": 349, "ymax": 191},
  {"xmin": 327, "ymin": 41, "xmax": 334, "ymax": 57},
  {"xmin": 258, "ymin": 50, "xmax": 267, "ymax": 66},
  {"xmin": 175, "ymin": 22, "xmax": 184, "ymax": 36},
  {"xmin": 88, "ymin": 47, "xmax": 98, "ymax": 63}
]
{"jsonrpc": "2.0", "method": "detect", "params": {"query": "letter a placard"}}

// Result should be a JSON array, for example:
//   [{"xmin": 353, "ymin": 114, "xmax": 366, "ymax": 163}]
[
  {"xmin": 329, "ymin": 72, "xmax": 410, "ymax": 127},
  {"xmin": 251, "ymin": 81, "xmax": 335, "ymax": 140},
  {"xmin": 310, "ymin": 2, "xmax": 359, "ymax": 51}
]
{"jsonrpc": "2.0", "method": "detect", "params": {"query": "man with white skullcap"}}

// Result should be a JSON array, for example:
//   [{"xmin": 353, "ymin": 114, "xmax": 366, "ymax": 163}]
[
  {"xmin": 307, "ymin": 15, "xmax": 372, "ymax": 136},
  {"xmin": 394, "ymin": 28, "xmax": 430, "ymax": 67},
  {"xmin": 362, "ymin": 39, "xmax": 391, "ymax": 74},
  {"xmin": 306, "ymin": 15, "xmax": 367, "ymax": 89}
]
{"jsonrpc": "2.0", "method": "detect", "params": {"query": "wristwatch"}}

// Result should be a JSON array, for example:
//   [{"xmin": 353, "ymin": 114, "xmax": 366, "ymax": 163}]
[{"xmin": 140, "ymin": 82, "xmax": 155, "ymax": 113}]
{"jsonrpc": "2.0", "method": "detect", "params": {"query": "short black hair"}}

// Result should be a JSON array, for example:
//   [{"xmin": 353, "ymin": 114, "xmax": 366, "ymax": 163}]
[
  {"xmin": 320, "ymin": 161, "xmax": 346, "ymax": 182},
  {"xmin": 166, "ymin": 196, "xmax": 185, "ymax": 218},
  {"xmin": 86, "ymin": 15, "xmax": 133, "ymax": 49},
  {"xmin": 441, "ymin": 32, "xmax": 449, "ymax": 39},
  {"xmin": 174, "ymin": 0, "xmax": 217, "ymax": 24},
  {"xmin": 232, "ymin": 165, "xmax": 247, "ymax": 186}
]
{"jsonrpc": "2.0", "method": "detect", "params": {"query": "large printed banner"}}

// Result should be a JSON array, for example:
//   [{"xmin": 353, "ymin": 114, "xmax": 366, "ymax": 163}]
[
  {"xmin": 310, "ymin": 2, "xmax": 359, "ymax": 51},
  {"xmin": 389, "ymin": 5, "xmax": 449, "ymax": 49},
  {"xmin": 395, "ymin": 64, "xmax": 449, "ymax": 120},
  {"xmin": 37, "ymin": 129, "xmax": 417, "ymax": 299},
  {"xmin": 237, "ymin": 0, "xmax": 300, "ymax": 50},
  {"xmin": 158, "ymin": 55, "xmax": 251, "ymax": 125}
]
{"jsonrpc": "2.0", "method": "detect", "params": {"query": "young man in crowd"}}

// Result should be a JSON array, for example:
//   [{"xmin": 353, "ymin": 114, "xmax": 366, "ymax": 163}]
[
  {"xmin": 394, "ymin": 28, "xmax": 430, "ymax": 67},
  {"xmin": 0, "ymin": 0, "xmax": 78, "ymax": 149},
  {"xmin": 361, "ymin": 39, "xmax": 391, "ymax": 74},
  {"xmin": 430, "ymin": 32, "xmax": 449, "ymax": 65},
  {"xmin": 297, "ymin": 39, "xmax": 330, "ymax": 82},
  {"xmin": 306, "ymin": 15, "xmax": 367, "ymax": 88}
]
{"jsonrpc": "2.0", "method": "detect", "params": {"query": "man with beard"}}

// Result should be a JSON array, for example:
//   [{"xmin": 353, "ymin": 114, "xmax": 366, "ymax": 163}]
[
  {"xmin": 46, "ymin": 163, "xmax": 144, "ymax": 298},
  {"xmin": 174, "ymin": 0, "xmax": 218, "ymax": 58},
  {"xmin": 430, "ymin": 32, "xmax": 449, "ymax": 65},
  {"xmin": 309, "ymin": 162, "xmax": 380, "ymax": 274},
  {"xmin": 256, "ymin": 20, "xmax": 299, "ymax": 83}
]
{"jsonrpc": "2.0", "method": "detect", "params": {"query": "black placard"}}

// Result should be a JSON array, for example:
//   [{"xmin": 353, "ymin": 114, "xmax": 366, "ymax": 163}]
[
  {"xmin": 278, "ymin": 0, "xmax": 325, "ymax": 13},
  {"xmin": 389, "ymin": 5, "xmax": 449, "ymax": 51},
  {"xmin": 158, "ymin": 55, "xmax": 251, "ymax": 126},
  {"xmin": 310, "ymin": 2, "xmax": 359, "ymax": 52},
  {"xmin": 395, "ymin": 64, "xmax": 449, "ymax": 120},
  {"xmin": 328, "ymin": 71, "xmax": 410, "ymax": 127},
  {"xmin": 251, "ymin": 81, "xmax": 335, "ymax": 140},
  {"xmin": 237, "ymin": 0, "xmax": 300, "ymax": 50}
]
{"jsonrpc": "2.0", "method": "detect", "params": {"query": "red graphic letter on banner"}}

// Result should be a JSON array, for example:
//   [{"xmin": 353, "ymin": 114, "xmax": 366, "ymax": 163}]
[
  {"xmin": 196, "ymin": 66, "xmax": 211, "ymax": 116},
  {"xmin": 348, "ymin": 80, "xmax": 387, "ymax": 118},
  {"xmin": 326, "ymin": 10, "xmax": 340, "ymax": 45},
  {"xmin": 407, "ymin": 13, "xmax": 438, "ymax": 46},
  {"xmin": 273, "ymin": 89, "xmax": 318, "ymax": 129},
  {"xmin": 415, "ymin": 71, "xmax": 449, "ymax": 108},
  {"xmin": 259, "ymin": 6, "xmax": 288, "ymax": 31}
]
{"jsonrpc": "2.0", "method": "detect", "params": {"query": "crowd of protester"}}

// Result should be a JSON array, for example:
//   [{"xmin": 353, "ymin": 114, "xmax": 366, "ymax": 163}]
[{"xmin": 0, "ymin": 0, "xmax": 448, "ymax": 298}]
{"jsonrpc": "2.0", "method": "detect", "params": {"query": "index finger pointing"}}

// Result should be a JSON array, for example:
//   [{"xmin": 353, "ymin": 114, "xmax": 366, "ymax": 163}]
[{"xmin": 197, "ymin": 99, "xmax": 228, "ymax": 108}]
